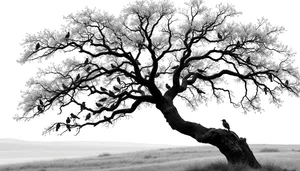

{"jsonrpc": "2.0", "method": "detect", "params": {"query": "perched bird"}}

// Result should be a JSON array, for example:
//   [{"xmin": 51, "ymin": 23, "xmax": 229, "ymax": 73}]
[
  {"xmin": 109, "ymin": 90, "xmax": 114, "ymax": 95},
  {"xmin": 37, "ymin": 105, "xmax": 43, "ymax": 113},
  {"xmin": 155, "ymin": 73, "xmax": 160, "ymax": 78},
  {"xmin": 62, "ymin": 83, "xmax": 68, "ymax": 89},
  {"xmin": 285, "ymin": 80, "xmax": 289, "ymax": 86},
  {"xmin": 35, "ymin": 43, "xmax": 40, "ymax": 50},
  {"xmin": 75, "ymin": 74, "xmax": 80, "ymax": 82},
  {"xmin": 246, "ymin": 56, "xmax": 251, "ymax": 64},
  {"xmin": 104, "ymin": 116, "xmax": 112, "ymax": 124},
  {"xmin": 55, "ymin": 123, "xmax": 60, "ymax": 131},
  {"xmin": 217, "ymin": 32, "xmax": 222, "ymax": 39},
  {"xmin": 171, "ymin": 65, "xmax": 179, "ymax": 70},
  {"xmin": 268, "ymin": 74, "xmax": 273, "ymax": 82},
  {"xmin": 111, "ymin": 64, "xmax": 116, "ymax": 68},
  {"xmin": 65, "ymin": 32, "xmax": 70, "ymax": 39},
  {"xmin": 117, "ymin": 77, "xmax": 121, "ymax": 84},
  {"xmin": 85, "ymin": 113, "xmax": 91, "ymax": 121},
  {"xmin": 99, "ymin": 97, "xmax": 107, "ymax": 102},
  {"xmin": 221, "ymin": 119, "xmax": 230, "ymax": 131},
  {"xmin": 236, "ymin": 40, "xmax": 241, "ymax": 47},
  {"xmin": 135, "ymin": 59, "xmax": 141, "ymax": 65},
  {"xmin": 84, "ymin": 58, "xmax": 89, "ymax": 65},
  {"xmin": 66, "ymin": 124, "xmax": 71, "ymax": 132},
  {"xmin": 113, "ymin": 86, "xmax": 120, "ymax": 91},
  {"xmin": 66, "ymin": 117, "xmax": 71, "ymax": 124},
  {"xmin": 100, "ymin": 87, "xmax": 107, "ymax": 92},
  {"xmin": 39, "ymin": 99, "xmax": 44, "ymax": 106},
  {"xmin": 165, "ymin": 83, "xmax": 171, "ymax": 89},
  {"xmin": 86, "ymin": 66, "xmax": 92, "ymax": 72},
  {"xmin": 70, "ymin": 113, "xmax": 80, "ymax": 119},
  {"xmin": 81, "ymin": 102, "xmax": 86, "ymax": 111},
  {"xmin": 197, "ymin": 89, "xmax": 205, "ymax": 94},
  {"xmin": 197, "ymin": 69, "xmax": 206, "ymax": 73},
  {"xmin": 96, "ymin": 102, "xmax": 102, "ymax": 107},
  {"xmin": 264, "ymin": 87, "xmax": 268, "ymax": 95}
]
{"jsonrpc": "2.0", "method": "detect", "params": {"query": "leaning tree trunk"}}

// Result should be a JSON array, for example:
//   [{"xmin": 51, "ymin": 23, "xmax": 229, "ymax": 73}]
[{"xmin": 155, "ymin": 98, "xmax": 261, "ymax": 168}]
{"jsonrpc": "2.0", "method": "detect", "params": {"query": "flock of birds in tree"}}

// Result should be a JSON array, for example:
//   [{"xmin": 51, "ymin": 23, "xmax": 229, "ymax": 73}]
[{"xmin": 36, "ymin": 31, "xmax": 291, "ymax": 132}]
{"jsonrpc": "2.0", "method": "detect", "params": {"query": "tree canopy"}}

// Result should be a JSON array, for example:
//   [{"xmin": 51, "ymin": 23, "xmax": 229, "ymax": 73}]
[{"xmin": 17, "ymin": 0, "xmax": 300, "ymax": 135}]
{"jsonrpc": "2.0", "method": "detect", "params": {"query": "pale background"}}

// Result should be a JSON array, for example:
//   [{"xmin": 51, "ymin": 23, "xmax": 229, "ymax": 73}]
[{"xmin": 0, "ymin": 0, "xmax": 299, "ymax": 146}]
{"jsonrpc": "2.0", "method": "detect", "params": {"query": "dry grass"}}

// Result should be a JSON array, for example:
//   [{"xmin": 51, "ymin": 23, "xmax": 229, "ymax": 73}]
[{"xmin": 0, "ymin": 145, "xmax": 299, "ymax": 171}]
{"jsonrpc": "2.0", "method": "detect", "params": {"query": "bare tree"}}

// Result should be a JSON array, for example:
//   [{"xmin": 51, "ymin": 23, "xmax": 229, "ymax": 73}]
[{"xmin": 16, "ymin": 0, "xmax": 300, "ymax": 168}]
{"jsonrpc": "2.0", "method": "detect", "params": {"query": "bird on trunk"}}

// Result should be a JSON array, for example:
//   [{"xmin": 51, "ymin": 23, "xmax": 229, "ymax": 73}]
[{"xmin": 221, "ymin": 119, "xmax": 230, "ymax": 131}]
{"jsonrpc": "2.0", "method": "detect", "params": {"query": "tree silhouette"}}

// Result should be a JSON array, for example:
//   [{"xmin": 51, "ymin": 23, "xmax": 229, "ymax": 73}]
[{"xmin": 16, "ymin": 0, "xmax": 300, "ymax": 168}]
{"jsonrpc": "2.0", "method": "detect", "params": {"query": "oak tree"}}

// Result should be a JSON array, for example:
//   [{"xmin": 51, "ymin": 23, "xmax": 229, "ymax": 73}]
[{"xmin": 17, "ymin": 0, "xmax": 300, "ymax": 168}]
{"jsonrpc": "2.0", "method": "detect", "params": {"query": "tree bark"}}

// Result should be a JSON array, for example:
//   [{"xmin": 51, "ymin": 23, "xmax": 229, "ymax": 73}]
[{"xmin": 155, "ymin": 98, "xmax": 261, "ymax": 168}]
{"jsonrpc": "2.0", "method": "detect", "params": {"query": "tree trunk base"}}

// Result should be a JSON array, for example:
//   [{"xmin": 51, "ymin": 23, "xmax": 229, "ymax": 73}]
[{"xmin": 196, "ymin": 128, "xmax": 261, "ymax": 168}]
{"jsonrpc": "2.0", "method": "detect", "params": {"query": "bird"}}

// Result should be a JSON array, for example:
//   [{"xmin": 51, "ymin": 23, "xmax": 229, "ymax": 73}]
[
  {"xmin": 81, "ymin": 102, "xmax": 86, "ymax": 111},
  {"xmin": 236, "ymin": 40, "xmax": 241, "ymax": 47},
  {"xmin": 113, "ymin": 86, "xmax": 120, "ymax": 91},
  {"xmin": 111, "ymin": 64, "xmax": 116, "ymax": 68},
  {"xmin": 96, "ymin": 102, "xmax": 102, "ymax": 107},
  {"xmin": 84, "ymin": 58, "xmax": 89, "ymax": 65},
  {"xmin": 165, "ymin": 83, "xmax": 171, "ymax": 89},
  {"xmin": 70, "ymin": 113, "xmax": 80, "ymax": 119},
  {"xmin": 104, "ymin": 116, "xmax": 112, "ymax": 124},
  {"xmin": 62, "ymin": 83, "xmax": 68, "ymax": 89},
  {"xmin": 86, "ymin": 66, "xmax": 92, "ymax": 72},
  {"xmin": 117, "ymin": 77, "xmax": 121, "ymax": 84},
  {"xmin": 35, "ymin": 43, "xmax": 40, "ymax": 50},
  {"xmin": 85, "ymin": 113, "xmax": 91, "ymax": 121},
  {"xmin": 221, "ymin": 119, "xmax": 230, "ymax": 131},
  {"xmin": 66, "ymin": 124, "xmax": 71, "ymax": 132},
  {"xmin": 197, "ymin": 89, "xmax": 205, "ymax": 94},
  {"xmin": 65, "ymin": 32, "xmax": 70, "ymax": 39},
  {"xmin": 55, "ymin": 123, "xmax": 60, "ymax": 131},
  {"xmin": 75, "ymin": 74, "xmax": 80, "ymax": 82},
  {"xmin": 217, "ymin": 32, "xmax": 222, "ymax": 39},
  {"xmin": 246, "ymin": 56, "xmax": 251, "ymax": 64},
  {"xmin": 268, "ymin": 74, "xmax": 273, "ymax": 82},
  {"xmin": 264, "ymin": 87, "xmax": 268, "ymax": 95},
  {"xmin": 39, "ymin": 99, "xmax": 44, "ymax": 106},
  {"xmin": 100, "ymin": 87, "xmax": 107, "ymax": 92},
  {"xmin": 285, "ymin": 80, "xmax": 289, "ymax": 86},
  {"xmin": 37, "ymin": 105, "xmax": 43, "ymax": 113},
  {"xmin": 66, "ymin": 117, "xmax": 71, "ymax": 124},
  {"xmin": 109, "ymin": 90, "xmax": 114, "ymax": 95},
  {"xmin": 99, "ymin": 97, "xmax": 107, "ymax": 102},
  {"xmin": 197, "ymin": 69, "xmax": 206, "ymax": 73},
  {"xmin": 171, "ymin": 65, "xmax": 179, "ymax": 70},
  {"xmin": 155, "ymin": 73, "xmax": 160, "ymax": 78},
  {"xmin": 135, "ymin": 59, "xmax": 141, "ymax": 65}
]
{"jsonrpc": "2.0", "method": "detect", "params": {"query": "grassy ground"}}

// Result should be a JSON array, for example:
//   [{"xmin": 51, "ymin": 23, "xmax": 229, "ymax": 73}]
[{"xmin": 0, "ymin": 144, "xmax": 299, "ymax": 171}]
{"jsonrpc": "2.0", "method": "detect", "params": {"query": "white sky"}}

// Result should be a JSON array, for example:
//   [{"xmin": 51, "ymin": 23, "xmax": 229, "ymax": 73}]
[{"xmin": 0, "ymin": 0, "xmax": 299, "ymax": 146}]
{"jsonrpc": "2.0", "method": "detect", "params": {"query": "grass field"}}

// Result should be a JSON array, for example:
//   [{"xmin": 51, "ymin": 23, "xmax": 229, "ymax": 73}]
[{"xmin": 0, "ymin": 144, "xmax": 299, "ymax": 171}]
